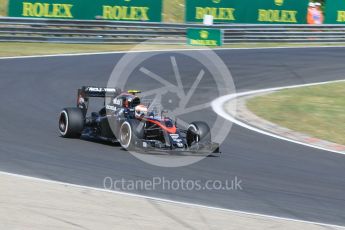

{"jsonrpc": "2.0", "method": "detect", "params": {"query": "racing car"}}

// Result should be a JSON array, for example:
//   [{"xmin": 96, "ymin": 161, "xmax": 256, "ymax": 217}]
[{"xmin": 58, "ymin": 86, "xmax": 220, "ymax": 155}]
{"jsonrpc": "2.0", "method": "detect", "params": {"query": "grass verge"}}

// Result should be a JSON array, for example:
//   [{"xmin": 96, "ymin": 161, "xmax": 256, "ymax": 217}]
[
  {"xmin": 1, "ymin": 42, "xmax": 345, "ymax": 57},
  {"xmin": 0, "ymin": 0, "xmax": 7, "ymax": 16},
  {"xmin": 247, "ymin": 82, "xmax": 345, "ymax": 145},
  {"xmin": 0, "ymin": 42, "xmax": 195, "ymax": 56},
  {"xmin": 163, "ymin": 0, "xmax": 184, "ymax": 23}
]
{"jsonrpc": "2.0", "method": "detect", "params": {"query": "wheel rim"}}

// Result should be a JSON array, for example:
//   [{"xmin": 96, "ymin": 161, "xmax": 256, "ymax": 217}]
[
  {"xmin": 120, "ymin": 122, "xmax": 131, "ymax": 148},
  {"xmin": 59, "ymin": 111, "xmax": 68, "ymax": 135}
]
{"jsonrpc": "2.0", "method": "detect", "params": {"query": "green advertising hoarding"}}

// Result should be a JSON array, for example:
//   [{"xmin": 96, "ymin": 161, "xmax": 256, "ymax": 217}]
[
  {"xmin": 8, "ymin": 0, "xmax": 162, "ymax": 22},
  {"xmin": 187, "ymin": 28, "xmax": 223, "ymax": 46},
  {"xmin": 186, "ymin": 0, "xmax": 309, "ymax": 24},
  {"xmin": 325, "ymin": 0, "xmax": 345, "ymax": 24}
]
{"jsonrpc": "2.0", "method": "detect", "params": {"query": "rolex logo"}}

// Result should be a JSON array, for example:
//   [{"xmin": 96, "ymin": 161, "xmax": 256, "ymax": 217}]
[
  {"xmin": 200, "ymin": 30, "xmax": 209, "ymax": 39},
  {"xmin": 274, "ymin": 0, "xmax": 284, "ymax": 6}
]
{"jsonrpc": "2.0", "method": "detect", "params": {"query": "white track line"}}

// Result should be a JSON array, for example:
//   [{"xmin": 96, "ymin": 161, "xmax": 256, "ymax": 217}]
[
  {"xmin": 212, "ymin": 79, "xmax": 345, "ymax": 155},
  {"xmin": 1, "ymin": 170, "xmax": 344, "ymax": 229},
  {"xmin": 0, "ymin": 45, "xmax": 344, "ymax": 60}
]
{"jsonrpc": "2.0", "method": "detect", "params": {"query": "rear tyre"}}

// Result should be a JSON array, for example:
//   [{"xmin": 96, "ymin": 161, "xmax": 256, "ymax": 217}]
[
  {"xmin": 187, "ymin": 121, "xmax": 211, "ymax": 147},
  {"xmin": 59, "ymin": 108, "xmax": 84, "ymax": 138}
]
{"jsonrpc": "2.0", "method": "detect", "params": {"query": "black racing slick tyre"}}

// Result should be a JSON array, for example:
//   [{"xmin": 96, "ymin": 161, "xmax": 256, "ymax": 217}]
[
  {"xmin": 187, "ymin": 121, "xmax": 211, "ymax": 147},
  {"xmin": 59, "ymin": 108, "xmax": 84, "ymax": 138},
  {"xmin": 118, "ymin": 120, "xmax": 144, "ymax": 150}
]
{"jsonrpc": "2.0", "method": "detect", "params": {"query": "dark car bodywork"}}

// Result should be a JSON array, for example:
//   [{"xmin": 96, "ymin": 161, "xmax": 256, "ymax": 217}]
[{"xmin": 70, "ymin": 86, "xmax": 220, "ymax": 155}]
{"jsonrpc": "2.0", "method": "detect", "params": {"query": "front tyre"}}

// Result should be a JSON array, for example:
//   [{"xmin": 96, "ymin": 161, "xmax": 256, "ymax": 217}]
[
  {"xmin": 59, "ymin": 108, "xmax": 84, "ymax": 138},
  {"xmin": 119, "ymin": 121, "xmax": 136, "ymax": 150},
  {"xmin": 187, "ymin": 121, "xmax": 211, "ymax": 147}
]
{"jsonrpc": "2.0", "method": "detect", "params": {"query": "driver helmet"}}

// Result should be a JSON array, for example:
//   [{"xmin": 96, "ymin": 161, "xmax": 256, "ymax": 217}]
[{"xmin": 135, "ymin": 104, "xmax": 148, "ymax": 118}]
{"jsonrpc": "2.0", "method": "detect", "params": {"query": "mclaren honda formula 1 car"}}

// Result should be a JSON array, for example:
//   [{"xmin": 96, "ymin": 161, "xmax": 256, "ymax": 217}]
[{"xmin": 58, "ymin": 86, "xmax": 220, "ymax": 155}]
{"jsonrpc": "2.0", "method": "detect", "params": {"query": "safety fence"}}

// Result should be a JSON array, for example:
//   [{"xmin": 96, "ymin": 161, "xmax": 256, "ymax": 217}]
[{"xmin": 1, "ymin": 17, "xmax": 345, "ymax": 44}]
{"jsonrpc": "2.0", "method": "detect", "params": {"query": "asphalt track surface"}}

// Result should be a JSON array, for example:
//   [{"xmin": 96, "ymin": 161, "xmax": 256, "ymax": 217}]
[{"xmin": 0, "ymin": 47, "xmax": 345, "ymax": 226}]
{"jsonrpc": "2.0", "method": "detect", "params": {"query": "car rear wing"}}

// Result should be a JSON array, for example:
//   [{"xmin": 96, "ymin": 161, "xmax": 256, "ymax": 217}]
[
  {"xmin": 77, "ymin": 86, "xmax": 121, "ymax": 115},
  {"xmin": 78, "ymin": 86, "xmax": 121, "ymax": 98}
]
